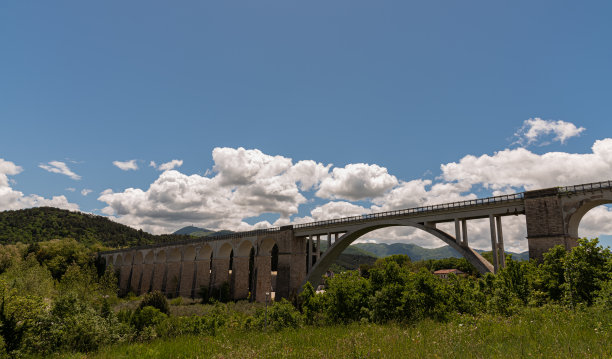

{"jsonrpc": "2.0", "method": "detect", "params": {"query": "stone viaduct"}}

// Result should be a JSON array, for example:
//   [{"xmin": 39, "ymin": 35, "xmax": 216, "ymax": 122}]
[{"xmin": 100, "ymin": 180, "xmax": 612, "ymax": 302}]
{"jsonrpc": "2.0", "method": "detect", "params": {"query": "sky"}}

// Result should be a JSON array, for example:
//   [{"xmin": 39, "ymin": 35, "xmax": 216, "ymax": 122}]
[{"xmin": 1, "ymin": 1, "xmax": 611, "ymax": 252}]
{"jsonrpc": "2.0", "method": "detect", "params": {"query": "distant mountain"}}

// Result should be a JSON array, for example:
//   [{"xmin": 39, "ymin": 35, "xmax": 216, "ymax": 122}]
[{"xmin": 353, "ymin": 242, "xmax": 529, "ymax": 261}]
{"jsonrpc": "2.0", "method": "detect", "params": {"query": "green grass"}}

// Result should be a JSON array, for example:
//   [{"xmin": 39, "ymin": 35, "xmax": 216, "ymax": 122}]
[{"xmin": 58, "ymin": 306, "xmax": 611, "ymax": 359}]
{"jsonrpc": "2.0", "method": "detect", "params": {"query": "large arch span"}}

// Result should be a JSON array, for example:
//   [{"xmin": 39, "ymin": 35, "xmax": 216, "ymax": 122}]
[{"xmin": 302, "ymin": 219, "xmax": 494, "ymax": 287}]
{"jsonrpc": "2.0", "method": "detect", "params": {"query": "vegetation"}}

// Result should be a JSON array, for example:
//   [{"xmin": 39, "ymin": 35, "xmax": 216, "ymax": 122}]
[{"xmin": 0, "ymin": 219, "xmax": 610, "ymax": 357}]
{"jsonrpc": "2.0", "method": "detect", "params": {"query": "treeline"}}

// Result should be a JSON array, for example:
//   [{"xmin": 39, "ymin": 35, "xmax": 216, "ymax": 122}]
[
  {"xmin": 0, "ymin": 207, "xmax": 191, "ymax": 248},
  {"xmin": 298, "ymin": 238, "xmax": 611, "ymax": 325}
]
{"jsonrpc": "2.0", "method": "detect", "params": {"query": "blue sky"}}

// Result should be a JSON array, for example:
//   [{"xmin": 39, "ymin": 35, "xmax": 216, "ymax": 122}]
[{"xmin": 1, "ymin": 1, "xmax": 611, "ymax": 250}]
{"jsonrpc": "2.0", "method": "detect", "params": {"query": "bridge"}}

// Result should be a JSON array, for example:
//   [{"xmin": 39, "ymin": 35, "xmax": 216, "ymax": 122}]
[{"xmin": 100, "ymin": 180, "xmax": 612, "ymax": 302}]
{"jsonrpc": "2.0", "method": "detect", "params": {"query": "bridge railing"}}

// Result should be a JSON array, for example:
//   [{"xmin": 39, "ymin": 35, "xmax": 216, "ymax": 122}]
[
  {"xmin": 558, "ymin": 180, "xmax": 612, "ymax": 194},
  {"xmin": 293, "ymin": 192, "xmax": 524, "ymax": 230}
]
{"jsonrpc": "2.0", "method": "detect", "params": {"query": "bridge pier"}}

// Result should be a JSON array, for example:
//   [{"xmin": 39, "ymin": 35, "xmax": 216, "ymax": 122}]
[
  {"xmin": 254, "ymin": 254, "xmax": 272, "ymax": 302},
  {"xmin": 231, "ymin": 255, "xmax": 250, "ymax": 300}
]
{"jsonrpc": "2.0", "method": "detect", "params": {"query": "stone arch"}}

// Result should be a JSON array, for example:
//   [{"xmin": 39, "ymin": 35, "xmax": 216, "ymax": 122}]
[
  {"xmin": 133, "ymin": 251, "xmax": 144, "ymax": 265},
  {"xmin": 197, "ymin": 244, "xmax": 213, "ymax": 260},
  {"xmin": 122, "ymin": 252, "xmax": 133, "ymax": 266},
  {"xmin": 144, "ymin": 251, "xmax": 154, "ymax": 264},
  {"xmin": 184, "ymin": 246, "xmax": 196, "ymax": 261},
  {"xmin": 156, "ymin": 250, "xmax": 166, "ymax": 263},
  {"xmin": 217, "ymin": 243, "xmax": 233, "ymax": 259},
  {"xmin": 565, "ymin": 192, "xmax": 612, "ymax": 238},
  {"xmin": 258, "ymin": 237, "xmax": 277, "ymax": 255},
  {"xmin": 237, "ymin": 240, "xmax": 254, "ymax": 257},
  {"xmin": 168, "ymin": 248, "xmax": 181, "ymax": 262},
  {"xmin": 113, "ymin": 253, "xmax": 123, "ymax": 267},
  {"xmin": 302, "ymin": 219, "xmax": 493, "ymax": 288}
]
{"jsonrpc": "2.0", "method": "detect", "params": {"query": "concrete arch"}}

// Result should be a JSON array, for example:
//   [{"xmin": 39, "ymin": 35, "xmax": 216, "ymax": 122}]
[
  {"xmin": 566, "ymin": 192, "xmax": 612, "ymax": 238},
  {"xmin": 133, "ymin": 251, "xmax": 144, "ymax": 265},
  {"xmin": 113, "ymin": 254, "xmax": 123, "ymax": 267},
  {"xmin": 156, "ymin": 250, "xmax": 166, "ymax": 263},
  {"xmin": 122, "ymin": 252, "xmax": 133, "ymax": 266},
  {"xmin": 168, "ymin": 248, "xmax": 181, "ymax": 262},
  {"xmin": 258, "ymin": 236, "xmax": 277, "ymax": 255},
  {"xmin": 302, "ymin": 219, "xmax": 494, "ymax": 288},
  {"xmin": 184, "ymin": 246, "xmax": 196, "ymax": 261},
  {"xmin": 197, "ymin": 244, "xmax": 213, "ymax": 260},
  {"xmin": 237, "ymin": 240, "xmax": 254, "ymax": 257},
  {"xmin": 217, "ymin": 243, "xmax": 233, "ymax": 258},
  {"xmin": 144, "ymin": 251, "xmax": 154, "ymax": 264}
]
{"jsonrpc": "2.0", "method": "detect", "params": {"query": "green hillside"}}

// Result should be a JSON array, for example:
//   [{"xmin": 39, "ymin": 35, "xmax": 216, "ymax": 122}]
[{"xmin": 0, "ymin": 207, "xmax": 189, "ymax": 248}]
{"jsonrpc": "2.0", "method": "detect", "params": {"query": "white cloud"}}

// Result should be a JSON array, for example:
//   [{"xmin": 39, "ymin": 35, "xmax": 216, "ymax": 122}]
[
  {"xmin": 149, "ymin": 161, "xmax": 157, "ymax": 168},
  {"xmin": 81, "ymin": 189, "xmax": 92, "ymax": 196},
  {"xmin": 514, "ymin": 118, "xmax": 585, "ymax": 146},
  {"xmin": 66, "ymin": 187, "xmax": 76, "ymax": 192},
  {"xmin": 1, "ymin": 158, "xmax": 79, "ymax": 211},
  {"xmin": 578, "ymin": 205, "xmax": 612, "ymax": 239},
  {"xmin": 158, "ymin": 159, "xmax": 183, "ymax": 171},
  {"xmin": 39, "ymin": 161, "xmax": 81, "ymax": 180},
  {"xmin": 441, "ymin": 138, "xmax": 612, "ymax": 190},
  {"xmin": 113, "ymin": 160, "xmax": 139, "ymax": 171},
  {"xmin": 316, "ymin": 163, "xmax": 398, "ymax": 201}
]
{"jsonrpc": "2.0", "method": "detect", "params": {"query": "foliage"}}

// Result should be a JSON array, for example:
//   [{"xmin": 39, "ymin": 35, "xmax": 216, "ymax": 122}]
[
  {"xmin": 139, "ymin": 291, "xmax": 170, "ymax": 315},
  {"xmin": 246, "ymin": 299, "xmax": 303, "ymax": 331}
]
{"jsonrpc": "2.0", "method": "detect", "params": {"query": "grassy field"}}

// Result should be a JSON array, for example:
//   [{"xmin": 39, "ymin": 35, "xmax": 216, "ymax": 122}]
[{"xmin": 58, "ymin": 306, "xmax": 610, "ymax": 359}]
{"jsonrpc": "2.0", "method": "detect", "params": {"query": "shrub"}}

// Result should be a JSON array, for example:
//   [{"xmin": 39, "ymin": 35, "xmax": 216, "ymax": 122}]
[
  {"xmin": 246, "ymin": 299, "xmax": 302, "ymax": 331},
  {"xmin": 131, "ymin": 306, "xmax": 167, "ymax": 332},
  {"xmin": 139, "ymin": 291, "xmax": 170, "ymax": 315}
]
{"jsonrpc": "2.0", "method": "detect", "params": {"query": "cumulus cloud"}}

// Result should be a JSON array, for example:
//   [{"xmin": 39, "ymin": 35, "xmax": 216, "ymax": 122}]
[
  {"xmin": 81, "ymin": 189, "xmax": 92, "ymax": 196},
  {"xmin": 113, "ymin": 160, "xmax": 139, "ymax": 171},
  {"xmin": 1, "ymin": 158, "xmax": 79, "ymax": 211},
  {"xmin": 316, "ymin": 163, "xmax": 398, "ymax": 201},
  {"xmin": 98, "ymin": 148, "xmax": 323, "ymax": 234},
  {"xmin": 39, "ymin": 161, "xmax": 81, "ymax": 180},
  {"xmin": 514, "ymin": 118, "xmax": 585, "ymax": 146},
  {"xmin": 441, "ymin": 138, "xmax": 612, "ymax": 190},
  {"xmin": 157, "ymin": 159, "xmax": 183, "ymax": 171}
]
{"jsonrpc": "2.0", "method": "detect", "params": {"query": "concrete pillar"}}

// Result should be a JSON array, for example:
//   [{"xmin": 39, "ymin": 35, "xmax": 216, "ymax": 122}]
[
  {"xmin": 151, "ymin": 262, "xmax": 166, "ymax": 292},
  {"xmin": 454, "ymin": 218, "xmax": 461, "ymax": 244},
  {"xmin": 194, "ymin": 259, "xmax": 211, "ymax": 295},
  {"xmin": 461, "ymin": 219, "xmax": 468, "ymax": 246},
  {"xmin": 119, "ymin": 265, "xmax": 132, "ymax": 295},
  {"xmin": 140, "ymin": 263, "xmax": 154, "ymax": 294},
  {"xmin": 129, "ymin": 263, "xmax": 143, "ymax": 294},
  {"xmin": 524, "ymin": 189, "xmax": 577, "ymax": 261},
  {"xmin": 275, "ymin": 253, "xmax": 292, "ymax": 300},
  {"xmin": 334, "ymin": 233, "xmax": 339, "ymax": 244},
  {"xmin": 496, "ymin": 216, "xmax": 506, "ymax": 268},
  {"xmin": 165, "ymin": 261, "xmax": 181, "ymax": 297},
  {"xmin": 211, "ymin": 258, "xmax": 230, "ymax": 289},
  {"xmin": 316, "ymin": 235, "xmax": 321, "ymax": 261},
  {"xmin": 489, "ymin": 214, "xmax": 499, "ymax": 273},
  {"xmin": 327, "ymin": 232, "xmax": 332, "ymax": 249},
  {"xmin": 179, "ymin": 261, "xmax": 196, "ymax": 297},
  {"xmin": 307, "ymin": 235, "xmax": 312, "ymax": 273},
  {"xmin": 254, "ymin": 254, "xmax": 272, "ymax": 303},
  {"xmin": 231, "ymin": 256, "xmax": 250, "ymax": 300}
]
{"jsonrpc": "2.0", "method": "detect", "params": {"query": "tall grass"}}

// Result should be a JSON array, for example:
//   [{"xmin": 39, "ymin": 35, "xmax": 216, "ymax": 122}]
[{"xmin": 59, "ymin": 305, "xmax": 610, "ymax": 359}]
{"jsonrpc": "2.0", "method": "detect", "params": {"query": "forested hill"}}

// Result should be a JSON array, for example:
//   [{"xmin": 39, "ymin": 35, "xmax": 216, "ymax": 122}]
[{"xmin": 0, "ymin": 207, "xmax": 190, "ymax": 248}]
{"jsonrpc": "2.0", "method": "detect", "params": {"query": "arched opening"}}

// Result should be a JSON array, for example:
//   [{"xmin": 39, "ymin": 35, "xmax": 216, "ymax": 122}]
[
  {"xmin": 302, "ymin": 219, "xmax": 493, "ymax": 289},
  {"xmin": 575, "ymin": 203, "xmax": 612, "ymax": 248}
]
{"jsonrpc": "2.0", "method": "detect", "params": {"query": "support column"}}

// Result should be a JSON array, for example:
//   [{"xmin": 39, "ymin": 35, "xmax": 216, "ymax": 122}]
[
  {"xmin": 327, "ymin": 232, "xmax": 332, "ymax": 249},
  {"xmin": 454, "ymin": 219, "xmax": 461, "ymax": 244},
  {"xmin": 489, "ymin": 214, "xmax": 499, "ymax": 273},
  {"xmin": 307, "ymin": 235, "xmax": 312, "ymax": 273},
  {"xmin": 316, "ymin": 235, "xmax": 321, "ymax": 261},
  {"xmin": 254, "ymin": 254, "xmax": 272, "ymax": 303},
  {"xmin": 231, "ymin": 256, "xmax": 250, "ymax": 300},
  {"xmin": 152, "ymin": 261, "xmax": 166, "ymax": 292},
  {"xmin": 275, "ymin": 253, "xmax": 292, "ymax": 300},
  {"xmin": 211, "ymin": 258, "xmax": 230, "ymax": 289},
  {"xmin": 334, "ymin": 233, "xmax": 339, "ymax": 245},
  {"xmin": 194, "ymin": 259, "xmax": 211, "ymax": 296},
  {"xmin": 496, "ymin": 216, "xmax": 506, "ymax": 269},
  {"xmin": 165, "ymin": 261, "xmax": 181, "ymax": 297},
  {"xmin": 179, "ymin": 261, "xmax": 196, "ymax": 297},
  {"xmin": 140, "ymin": 262, "xmax": 154, "ymax": 294},
  {"xmin": 462, "ymin": 219, "xmax": 468, "ymax": 246}
]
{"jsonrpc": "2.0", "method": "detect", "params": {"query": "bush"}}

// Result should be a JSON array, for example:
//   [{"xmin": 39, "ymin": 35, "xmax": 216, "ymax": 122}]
[
  {"xmin": 131, "ymin": 306, "xmax": 167, "ymax": 332},
  {"xmin": 139, "ymin": 291, "xmax": 170, "ymax": 315},
  {"xmin": 246, "ymin": 299, "xmax": 302, "ymax": 331}
]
